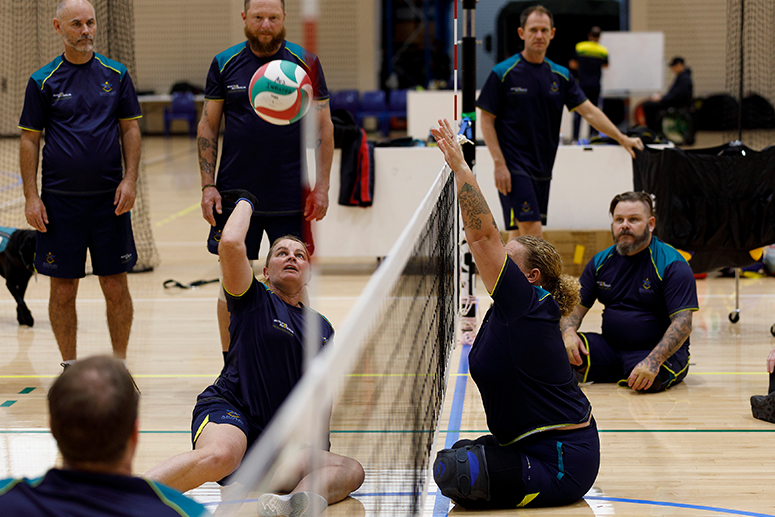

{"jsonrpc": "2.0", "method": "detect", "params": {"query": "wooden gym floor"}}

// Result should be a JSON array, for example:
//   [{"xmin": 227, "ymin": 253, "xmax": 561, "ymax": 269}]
[{"xmin": 1, "ymin": 136, "xmax": 775, "ymax": 516}]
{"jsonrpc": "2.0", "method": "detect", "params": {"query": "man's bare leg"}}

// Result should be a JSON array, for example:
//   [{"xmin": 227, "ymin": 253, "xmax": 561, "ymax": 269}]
[
  {"xmin": 49, "ymin": 277, "xmax": 79, "ymax": 361},
  {"xmin": 515, "ymin": 220, "xmax": 542, "ymax": 238},
  {"xmin": 99, "ymin": 272, "xmax": 133, "ymax": 359}
]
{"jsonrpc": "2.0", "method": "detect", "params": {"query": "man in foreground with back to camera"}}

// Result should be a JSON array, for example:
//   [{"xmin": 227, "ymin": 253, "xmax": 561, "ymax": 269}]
[
  {"xmin": 0, "ymin": 356, "xmax": 210, "ymax": 516},
  {"xmin": 561, "ymin": 192, "xmax": 699, "ymax": 392}
]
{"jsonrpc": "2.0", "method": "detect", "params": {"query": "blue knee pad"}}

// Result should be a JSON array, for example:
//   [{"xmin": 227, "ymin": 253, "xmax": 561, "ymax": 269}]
[{"xmin": 433, "ymin": 445, "xmax": 490, "ymax": 503}]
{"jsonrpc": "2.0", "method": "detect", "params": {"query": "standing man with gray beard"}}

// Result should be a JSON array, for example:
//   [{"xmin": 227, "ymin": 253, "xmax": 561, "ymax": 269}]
[
  {"xmin": 560, "ymin": 192, "xmax": 698, "ymax": 393},
  {"xmin": 19, "ymin": 0, "xmax": 141, "ymax": 370}
]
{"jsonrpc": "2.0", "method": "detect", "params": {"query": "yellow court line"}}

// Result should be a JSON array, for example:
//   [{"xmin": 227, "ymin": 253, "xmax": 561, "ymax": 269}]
[
  {"xmin": 1, "ymin": 372, "xmax": 767, "ymax": 380},
  {"xmin": 154, "ymin": 202, "xmax": 200, "ymax": 228},
  {"xmin": 0, "ymin": 374, "xmax": 219, "ymax": 379},
  {"xmin": 445, "ymin": 372, "xmax": 768, "ymax": 377}
]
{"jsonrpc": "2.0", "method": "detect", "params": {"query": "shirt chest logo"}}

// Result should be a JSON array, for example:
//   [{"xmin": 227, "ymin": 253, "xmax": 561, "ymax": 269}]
[
  {"xmin": 596, "ymin": 280, "xmax": 611, "ymax": 290},
  {"xmin": 273, "ymin": 318, "xmax": 295, "ymax": 336},
  {"xmin": 52, "ymin": 92, "xmax": 73, "ymax": 103},
  {"xmin": 642, "ymin": 278, "xmax": 652, "ymax": 290},
  {"xmin": 549, "ymin": 81, "xmax": 559, "ymax": 93},
  {"xmin": 99, "ymin": 81, "xmax": 116, "ymax": 97},
  {"xmin": 227, "ymin": 84, "xmax": 247, "ymax": 93},
  {"xmin": 509, "ymin": 86, "xmax": 528, "ymax": 94}
]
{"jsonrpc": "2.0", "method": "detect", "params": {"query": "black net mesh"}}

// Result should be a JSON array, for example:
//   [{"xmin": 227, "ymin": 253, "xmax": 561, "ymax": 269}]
[
  {"xmin": 725, "ymin": 0, "xmax": 775, "ymax": 150},
  {"xmin": 0, "ymin": 0, "xmax": 159, "ymax": 271},
  {"xmin": 219, "ymin": 170, "xmax": 458, "ymax": 515},
  {"xmin": 328, "ymin": 171, "xmax": 457, "ymax": 514}
]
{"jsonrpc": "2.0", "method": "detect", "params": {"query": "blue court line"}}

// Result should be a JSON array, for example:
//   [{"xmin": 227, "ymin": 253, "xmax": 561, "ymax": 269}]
[
  {"xmin": 584, "ymin": 496, "xmax": 775, "ymax": 517},
  {"xmin": 0, "ymin": 401, "xmax": 15, "ymax": 407},
  {"xmin": 0, "ymin": 171, "xmax": 23, "ymax": 192},
  {"xmin": 432, "ymin": 343, "xmax": 471, "ymax": 517},
  {"xmin": 18, "ymin": 387, "xmax": 35, "ymax": 394},
  {"xmin": 204, "ymin": 493, "xmax": 775, "ymax": 517}
]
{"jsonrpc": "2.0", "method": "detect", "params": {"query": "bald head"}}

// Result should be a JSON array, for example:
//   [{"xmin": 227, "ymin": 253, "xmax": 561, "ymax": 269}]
[{"xmin": 56, "ymin": 0, "xmax": 94, "ymax": 20}]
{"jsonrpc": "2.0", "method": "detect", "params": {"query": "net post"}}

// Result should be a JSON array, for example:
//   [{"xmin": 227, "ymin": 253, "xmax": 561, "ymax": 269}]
[{"xmin": 459, "ymin": 0, "xmax": 478, "ymax": 346}]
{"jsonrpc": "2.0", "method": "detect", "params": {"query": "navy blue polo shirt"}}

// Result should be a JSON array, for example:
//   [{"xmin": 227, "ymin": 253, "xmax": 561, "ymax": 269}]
[
  {"xmin": 477, "ymin": 55, "xmax": 586, "ymax": 181},
  {"xmin": 469, "ymin": 257, "xmax": 592, "ymax": 446},
  {"xmin": 201, "ymin": 278, "xmax": 333, "ymax": 429},
  {"xmin": 579, "ymin": 236, "xmax": 699, "ymax": 351},
  {"xmin": 0, "ymin": 469, "xmax": 209, "ymax": 516},
  {"xmin": 205, "ymin": 41, "xmax": 329, "ymax": 215},
  {"xmin": 19, "ymin": 53, "xmax": 141, "ymax": 194}
]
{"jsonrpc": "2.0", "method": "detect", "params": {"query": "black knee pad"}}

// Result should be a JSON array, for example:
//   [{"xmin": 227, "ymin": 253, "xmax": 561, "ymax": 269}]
[{"xmin": 433, "ymin": 444, "xmax": 490, "ymax": 504}]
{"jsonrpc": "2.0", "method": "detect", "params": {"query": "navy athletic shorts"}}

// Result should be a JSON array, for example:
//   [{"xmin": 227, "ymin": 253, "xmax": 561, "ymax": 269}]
[
  {"xmin": 498, "ymin": 174, "xmax": 550, "ymax": 230},
  {"xmin": 577, "ymin": 332, "xmax": 690, "ymax": 392},
  {"xmin": 207, "ymin": 209, "xmax": 314, "ymax": 260},
  {"xmin": 35, "ymin": 191, "xmax": 137, "ymax": 278},
  {"xmin": 452, "ymin": 420, "xmax": 599, "ymax": 508},
  {"xmin": 191, "ymin": 396, "xmax": 263, "ymax": 450}
]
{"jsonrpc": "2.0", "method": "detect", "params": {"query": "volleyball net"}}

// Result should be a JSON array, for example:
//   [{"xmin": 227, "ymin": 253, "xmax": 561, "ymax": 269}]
[
  {"xmin": 217, "ymin": 166, "xmax": 458, "ymax": 515},
  {"xmin": 0, "ymin": 0, "xmax": 159, "ymax": 271},
  {"xmin": 725, "ymin": 0, "xmax": 775, "ymax": 150}
]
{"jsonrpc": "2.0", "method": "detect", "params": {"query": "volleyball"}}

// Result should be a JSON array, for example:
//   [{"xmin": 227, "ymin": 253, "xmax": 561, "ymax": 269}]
[{"xmin": 248, "ymin": 60, "xmax": 313, "ymax": 125}]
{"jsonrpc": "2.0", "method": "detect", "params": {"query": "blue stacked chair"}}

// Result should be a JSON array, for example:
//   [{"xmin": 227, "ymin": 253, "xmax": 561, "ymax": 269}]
[
  {"xmin": 164, "ymin": 91, "xmax": 197, "ymax": 138},
  {"xmin": 357, "ymin": 90, "xmax": 390, "ymax": 136},
  {"xmin": 330, "ymin": 90, "xmax": 360, "ymax": 118},
  {"xmin": 388, "ymin": 89, "xmax": 407, "ymax": 118}
]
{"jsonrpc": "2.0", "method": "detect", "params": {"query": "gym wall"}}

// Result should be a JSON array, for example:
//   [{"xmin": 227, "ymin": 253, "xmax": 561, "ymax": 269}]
[
  {"xmin": 133, "ymin": 0, "xmax": 378, "ymax": 95},
  {"xmin": 630, "ymin": 0, "xmax": 727, "ymax": 97}
]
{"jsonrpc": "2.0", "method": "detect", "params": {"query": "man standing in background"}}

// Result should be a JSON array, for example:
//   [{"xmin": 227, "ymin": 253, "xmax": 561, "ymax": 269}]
[
  {"xmin": 569, "ymin": 26, "xmax": 608, "ymax": 142},
  {"xmin": 19, "ymin": 0, "xmax": 141, "ymax": 370},
  {"xmin": 478, "ymin": 5, "xmax": 642, "ymax": 240},
  {"xmin": 198, "ymin": 0, "xmax": 334, "ymax": 360}
]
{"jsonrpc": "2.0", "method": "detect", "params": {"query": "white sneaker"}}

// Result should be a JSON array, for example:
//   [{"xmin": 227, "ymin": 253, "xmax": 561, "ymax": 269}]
[{"xmin": 257, "ymin": 491, "xmax": 327, "ymax": 517}]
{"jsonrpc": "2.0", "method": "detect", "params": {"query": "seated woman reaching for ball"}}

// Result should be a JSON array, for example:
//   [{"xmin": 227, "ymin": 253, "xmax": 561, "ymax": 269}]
[
  {"xmin": 146, "ymin": 190, "xmax": 364, "ymax": 516},
  {"xmin": 430, "ymin": 119, "xmax": 600, "ymax": 509}
]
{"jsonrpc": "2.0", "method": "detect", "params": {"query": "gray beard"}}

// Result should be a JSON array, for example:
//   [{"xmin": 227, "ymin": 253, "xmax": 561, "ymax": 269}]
[{"xmin": 614, "ymin": 227, "xmax": 651, "ymax": 256}]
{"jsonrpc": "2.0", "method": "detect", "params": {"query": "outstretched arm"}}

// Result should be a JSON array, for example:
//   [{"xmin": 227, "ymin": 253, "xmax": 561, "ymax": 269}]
[
  {"xmin": 431, "ymin": 119, "xmax": 505, "ymax": 293},
  {"xmin": 560, "ymin": 305, "xmax": 590, "ymax": 366},
  {"xmin": 575, "ymin": 100, "xmax": 644, "ymax": 158},
  {"xmin": 628, "ymin": 310, "xmax": 693, "ymax": 391},
  {"xmin": 219, "ymin": 199, "xmax": 254, "ymax": 297}
]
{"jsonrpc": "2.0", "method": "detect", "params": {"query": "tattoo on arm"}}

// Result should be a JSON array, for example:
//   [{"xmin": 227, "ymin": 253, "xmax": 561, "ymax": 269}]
[
  {"xmin": 646, "ymin": 310, "xmax": 693, "ymax": 369},
  {"xmin": 197, "ymin": 136, "xmax": 217, "ymax": 180},
  {"xmin": 560, "ymin": 311, "xmax": 582, "ymax": 334},
  {"xmin": 315, "ymin": 99, "xmax": 329, "ymax": 111},
  {"xmin": 458, "ymin": 183, "xmax": 491, "ymax": 231}
]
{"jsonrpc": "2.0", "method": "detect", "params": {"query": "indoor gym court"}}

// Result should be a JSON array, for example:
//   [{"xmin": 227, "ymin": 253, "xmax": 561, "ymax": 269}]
[
  {"xmin": 2, "ymin": 0, "xmax": 775, "ymax": 514},
  {"xmin": 1, "ymin": 136, "xmax": 775, "ymax": 516}
]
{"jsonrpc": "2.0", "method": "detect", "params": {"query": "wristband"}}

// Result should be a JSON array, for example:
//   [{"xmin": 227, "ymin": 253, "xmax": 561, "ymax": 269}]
[
  {"xmin": 236, "ymin": 197, "xmax": 255, "ymax": 211},
  {"xmin": 202, "ymin": 184, "xmax": 216, "ymax": 191}
]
